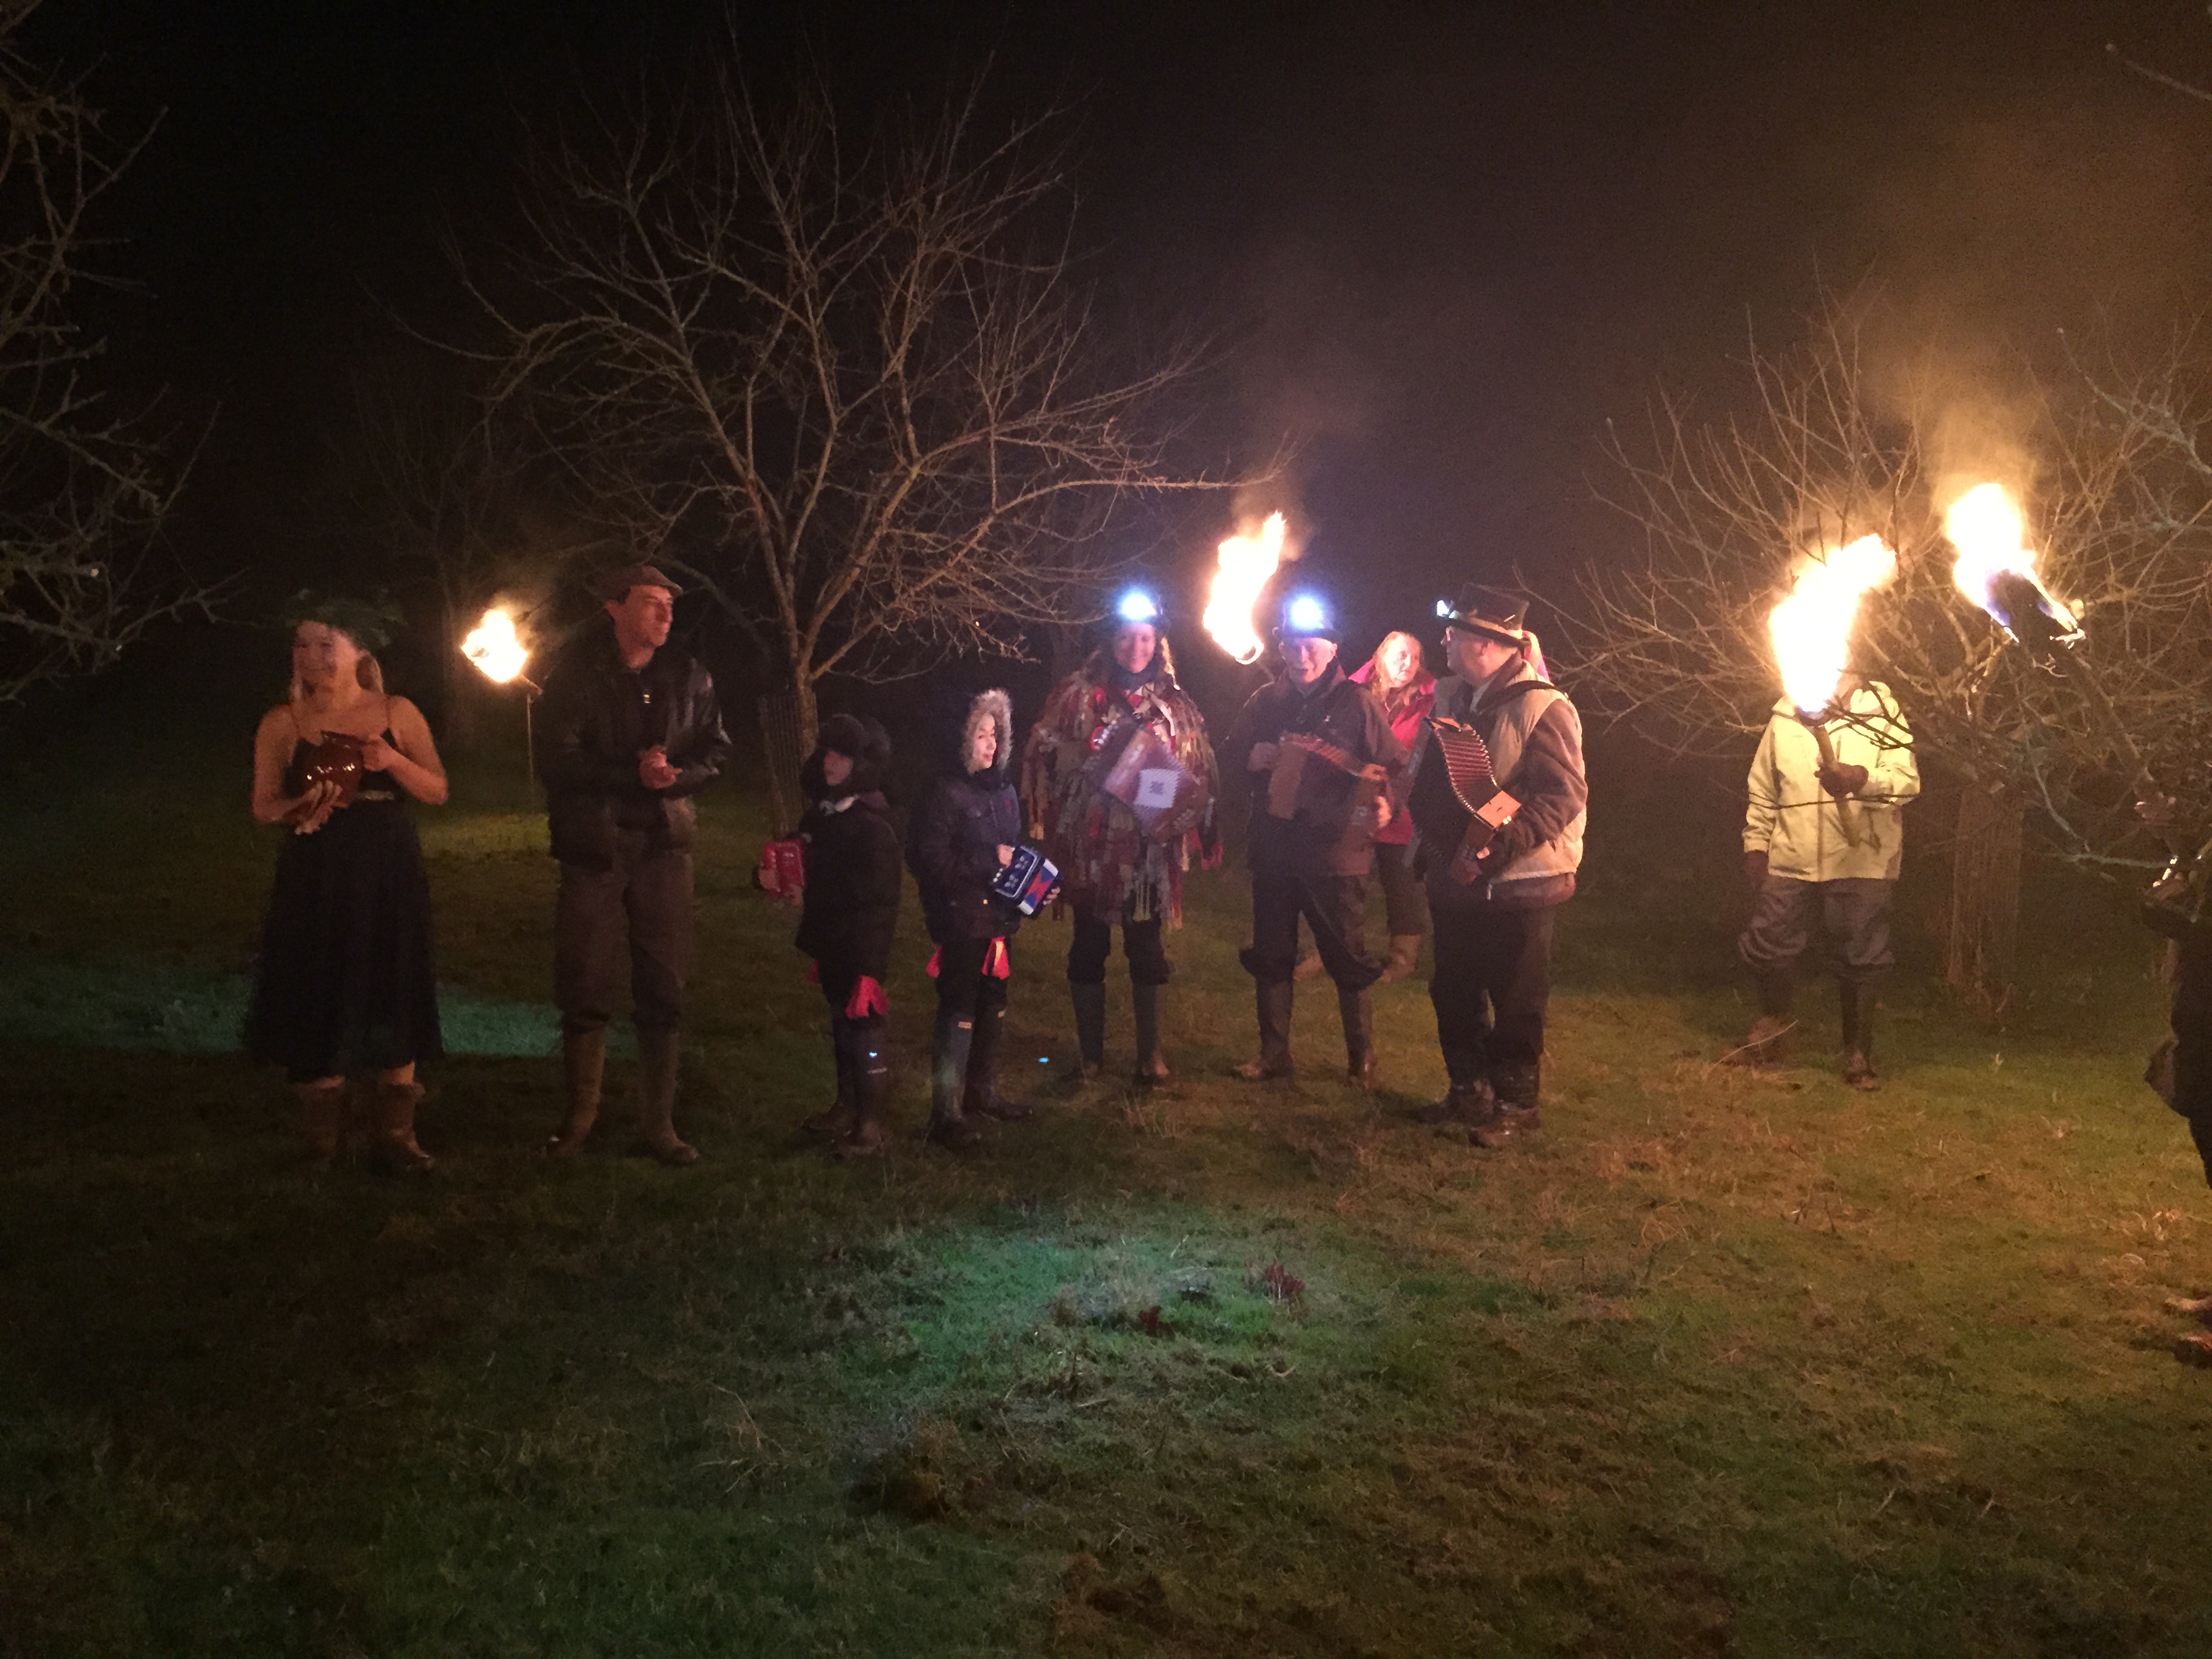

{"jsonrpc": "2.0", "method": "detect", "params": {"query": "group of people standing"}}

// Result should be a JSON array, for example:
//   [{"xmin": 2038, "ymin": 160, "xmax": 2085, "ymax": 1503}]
[
  {"xmin": 244, "ymin": 556, "xmax": 1946, "ymax": 1172},
  {"xmin": 787, "ymin": 577, "xmax": 1597, "ymax": 1153}
]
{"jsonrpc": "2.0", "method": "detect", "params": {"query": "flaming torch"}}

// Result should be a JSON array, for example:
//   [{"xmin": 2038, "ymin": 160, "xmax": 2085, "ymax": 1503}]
[
  {"xmin": 460, "ymin": 605, "xmax": 541, "ymax": 785},
  {"xmin": 1941, "ymin": 480, "xmax": 2163, "ymax": 811},
  {"xmin": 1942, "ymin": 482, "xmax": 2082, "ymax": 657},
  {"xmin": 1768, "ymin": 535, "xmax": 1899, "ymax": 839},
  {"xmin": 1202, "ymin": 512, "xmax": 1288, "ymax": 665}
]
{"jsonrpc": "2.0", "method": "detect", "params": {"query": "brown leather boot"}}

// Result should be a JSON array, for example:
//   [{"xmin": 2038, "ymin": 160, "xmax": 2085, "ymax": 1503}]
[
  {"xmin": 291, "ymin": 1080, "xmax": 345, "ymax": 1166},
  {"xmin": 375, "ymin": 1080, "xmax": 434, "ymax": 1173},
  {"xmin": 547, "ymin": 1029, "xmax": 605, "ymax": 1156},
  {"xmin": 635, "ymin": 1029, "xmax": 699, "ymax": 1164},
  {"xmin": 1376, "ymin": 934, "xmax": 1422, "ymax": 983}
]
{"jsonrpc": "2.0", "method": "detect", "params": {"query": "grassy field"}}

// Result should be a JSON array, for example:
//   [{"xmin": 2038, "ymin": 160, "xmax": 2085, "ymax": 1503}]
[{"xmin": 4, "ymin": 724, "xmax": 2211, "ymax": 1658}]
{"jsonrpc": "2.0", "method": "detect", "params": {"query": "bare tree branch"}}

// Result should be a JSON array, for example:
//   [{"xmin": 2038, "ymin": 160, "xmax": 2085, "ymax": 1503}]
[
  {"xmin": 465, "ymin": 51, "xmax": 1239, "ymax": 743},
  {"xmin": 0, "ymin": 0, "xmax": 204, "ymax": 704}
]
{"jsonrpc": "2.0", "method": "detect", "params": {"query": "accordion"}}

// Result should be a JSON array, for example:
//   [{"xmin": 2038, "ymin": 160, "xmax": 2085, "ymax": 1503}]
[
  {"xmin": 991, "ymin": 843, "xmax": 1061, "ymax": 915},
  {"xmin": 755, "ymin": 836, "xmax": 806, "ymax": 902},
  {"xmin": 1427, "ymin": 715, "xmax": 1520, "ymax": 884},
  {"xmin": 1099, "ymin": 722, "xmax": 1210, "ymax": 842}
]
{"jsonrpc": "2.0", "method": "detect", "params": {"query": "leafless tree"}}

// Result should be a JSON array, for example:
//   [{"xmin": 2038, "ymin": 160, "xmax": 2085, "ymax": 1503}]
[
  {"xmin": 472, "ymin": 59, "xmax": 1233, "ymax": 747},
  {"xmin": 1551, "ymin": 298, "xmax": 2205, "ymax": 874},
  {"xmin": 0, "ymin": 0, "xmax": 199, "ymax": 705}
]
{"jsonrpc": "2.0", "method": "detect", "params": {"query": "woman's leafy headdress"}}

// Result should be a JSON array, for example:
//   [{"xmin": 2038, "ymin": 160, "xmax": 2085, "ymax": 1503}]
[{"xmin": 281, "ymin": 590, "xmax": 404, "ymax": 651}]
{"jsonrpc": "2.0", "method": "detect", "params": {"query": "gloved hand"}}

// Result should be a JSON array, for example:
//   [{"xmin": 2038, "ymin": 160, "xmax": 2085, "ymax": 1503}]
[
  {"xmin": 1818, "ymin": 762, "xmax": 1870, "ymax": 799},
  {"xmin": 844, "ymin": 976, "xmax": 887, "ymax": 1019},
  {"xmin": 1744, "ymin": 848, "xmax": 1769, "ymax": 887}
]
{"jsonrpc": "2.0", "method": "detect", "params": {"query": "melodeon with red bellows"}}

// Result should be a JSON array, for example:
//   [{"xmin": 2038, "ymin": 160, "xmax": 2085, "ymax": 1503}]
[
  {"xmin": 991, "ymin": 844, "xmax": 1060, "ymax": 916},
  {"xmin": 1266, "ymin": 731, "xmax": 1389, "ymax": 825},
  {"xmin": 1427, "ymin": 715, "xmax": 1520, "ymax": 883}
]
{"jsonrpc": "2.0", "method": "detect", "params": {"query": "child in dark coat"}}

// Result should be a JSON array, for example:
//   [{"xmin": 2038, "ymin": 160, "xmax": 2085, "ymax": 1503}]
[
  {"xmin": 905, "ymin": 689, "xmax": 1033, "ymax": 1149},
  {"xmin": 794, "ymin": 714, "xmax": 902, "ymax": 1155}
]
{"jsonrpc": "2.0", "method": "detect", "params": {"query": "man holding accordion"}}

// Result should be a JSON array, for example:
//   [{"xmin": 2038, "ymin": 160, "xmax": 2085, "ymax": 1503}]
[{"xmin": 1406, "ymin": 585, "xmax": 1587, "ymax": 1146}]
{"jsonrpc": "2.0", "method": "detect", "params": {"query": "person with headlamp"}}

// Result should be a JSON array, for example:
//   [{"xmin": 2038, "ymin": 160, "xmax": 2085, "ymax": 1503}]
[
  {"xmin": 1406, "ymin": 586, "xmax": 1585, "ymax": 1145},
  {"xmin": 1221, "ymin": 588, "xmax": 1406, "ymax": 1087},
  {"xmin": 1023, "ymin": 585, "xmax": 1221, "ymax": 1086}
]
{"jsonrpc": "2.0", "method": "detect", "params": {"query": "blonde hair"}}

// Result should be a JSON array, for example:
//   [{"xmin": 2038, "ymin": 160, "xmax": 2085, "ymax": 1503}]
[
  {"xmin": 1368, "ymin": 630, "xmax": 1425, "ymax": 693},
  {"xmin": 287, "ymin": 632, "xmax": 384, "ymax": 711}
]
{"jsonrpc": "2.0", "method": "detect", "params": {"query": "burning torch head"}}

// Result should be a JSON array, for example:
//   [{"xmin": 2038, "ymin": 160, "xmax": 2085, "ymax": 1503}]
[{"xmin": 1942, "ymin": 482, "xmax": 2082, "ymax": 659}]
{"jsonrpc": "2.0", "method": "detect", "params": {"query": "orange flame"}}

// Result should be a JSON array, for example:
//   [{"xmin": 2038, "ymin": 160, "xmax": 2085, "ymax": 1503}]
[
  {"xmin": 1942, "ymin": 481, "xmax": 2080, "ymax": 640},
  {"xmin": 1769, "ymin": 535, "xmax": 1898, "ymax": 716},
  {"xmin": 461, "ymin": 606, "xmax": 529, "ymax": 684},
  {"xmin": 1202, "ymin": 512, "xmax": 1287, "ymax": 665}
]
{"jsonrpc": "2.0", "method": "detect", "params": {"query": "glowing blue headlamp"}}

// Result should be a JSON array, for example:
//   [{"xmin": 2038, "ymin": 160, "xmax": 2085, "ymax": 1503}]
[
  {"xmin": 1114, "ymin": 587, "xmax": 1163, "ymax": 626},
  {"xmin": 1278, "ymin": 590, "xmax": 1339, "ymax": 641}
]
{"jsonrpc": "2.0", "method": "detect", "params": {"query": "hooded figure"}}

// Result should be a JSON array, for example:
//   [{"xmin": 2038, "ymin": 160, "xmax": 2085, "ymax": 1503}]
[
  {"xmin": 1023, "ymin": 607, "xmax": 1220, "ymax": 1087},
  {"xmin": 905, "ymin": 689, "xmax": 1033, "ymax": 1149},
  {"xmin": 792, "ymin": 713, "xmax": 901, "ymax": 1155}
]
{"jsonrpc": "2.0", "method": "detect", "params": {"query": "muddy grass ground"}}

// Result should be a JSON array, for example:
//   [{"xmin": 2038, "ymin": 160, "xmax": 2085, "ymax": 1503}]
[{"xmin": 3, "ymin": 725, "xmax": 2211, "ymax": 1658}]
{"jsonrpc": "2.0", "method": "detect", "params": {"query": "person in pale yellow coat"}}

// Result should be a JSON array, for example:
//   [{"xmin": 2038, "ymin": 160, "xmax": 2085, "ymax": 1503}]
[{"xmin": 1737, "ymin": 673, "xmax": 1919, "ymax": 1086}]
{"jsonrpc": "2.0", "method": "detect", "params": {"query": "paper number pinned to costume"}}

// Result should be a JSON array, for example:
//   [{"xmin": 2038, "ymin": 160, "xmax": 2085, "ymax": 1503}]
[{"xmin": 1134, "ymin": 768, "xmax": 1181, "ymax": 811}]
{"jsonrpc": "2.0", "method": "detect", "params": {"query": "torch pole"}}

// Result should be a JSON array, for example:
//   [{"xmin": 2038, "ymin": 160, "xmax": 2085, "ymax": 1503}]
[{"xmin": 1797, "ymin": 710, "xmax": 1863, "ymax": 848}]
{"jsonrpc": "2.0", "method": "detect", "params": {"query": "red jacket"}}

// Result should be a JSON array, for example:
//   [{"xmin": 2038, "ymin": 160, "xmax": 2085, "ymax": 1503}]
[{"xmin": 1349, "ymin": 661, "xmax": 1435, "ymax": 845}]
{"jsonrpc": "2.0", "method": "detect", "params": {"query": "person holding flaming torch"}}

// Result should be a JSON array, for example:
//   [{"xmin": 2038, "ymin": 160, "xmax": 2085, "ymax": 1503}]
[
  {"xmin": 1221, "ymin": 588, "xmax": 1406, "ymax": 1088},
  {"xmin": 535, "ymin": 563, "xmax": 732, "ymax": 1165},
  {"xmin": 1404, "ymin": 586, "xmax": 1584, "ymax": 1145},
  {"xmin": 1736, "ymin": 537, "xmax": 1919, "ymax": 1088}
]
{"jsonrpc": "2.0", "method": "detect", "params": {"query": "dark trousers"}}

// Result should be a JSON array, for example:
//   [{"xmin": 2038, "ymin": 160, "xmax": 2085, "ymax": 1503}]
[
  {"xmin": 2174, "ymin": 943, "xmax": 2212, "ymax": 1186},
  {"xmin": 818, "ymin": 960, "xmax": 888, "ymax": 1061},
  {"xmin": 933, "ymin": 935, "xmax": 1012, "ymax": 1023},
  {"xmin": 554, "ymin": 833, "xmax": 694, "ymax": 1036},
  {"xmin": 1373, "ymin": 841, "xmax": 1429, "ymax": 939},
  {"xmin": 1242, "ymin": 869, "xmax": 1378, "ymax": 989},
  {"xmin": 1429, "ymin": 900, "xmax": 1556, "ymax": 1084},
  {"xmin": 1738, "ymin": 875, "xmax": 1894, "ymax": 985},
  {"xmin": 1067, "ymin": 903, "xmax": 1170, "ymax": 985}
]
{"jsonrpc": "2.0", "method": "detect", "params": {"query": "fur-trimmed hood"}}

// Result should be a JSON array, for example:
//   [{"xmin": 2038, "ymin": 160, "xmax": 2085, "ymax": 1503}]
[{"xmin": 946, "ymin": 688, "xmax": 1016, "ymax": 783}]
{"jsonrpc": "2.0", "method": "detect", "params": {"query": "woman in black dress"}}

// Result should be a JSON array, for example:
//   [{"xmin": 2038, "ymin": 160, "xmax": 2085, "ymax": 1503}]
[{"xmin": 245, "ymin": 600, "xmax": 448, "ymax": 1169}]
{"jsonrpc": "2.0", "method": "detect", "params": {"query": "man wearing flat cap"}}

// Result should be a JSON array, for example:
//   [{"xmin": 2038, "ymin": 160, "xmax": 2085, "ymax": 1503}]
[
  {"xmin": 535, "ymin": 562, "xmax": 732, "ymax": 1164},
  {"xmin": 1405, "ymin": 585, "xmax": 1586, "ymax": 1146}
]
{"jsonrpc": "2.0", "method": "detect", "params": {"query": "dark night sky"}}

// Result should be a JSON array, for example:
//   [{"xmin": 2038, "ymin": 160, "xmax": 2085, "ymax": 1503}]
[{"xmin": 21, "ymin": 0, "xmax": 2212, "ymax": 687}]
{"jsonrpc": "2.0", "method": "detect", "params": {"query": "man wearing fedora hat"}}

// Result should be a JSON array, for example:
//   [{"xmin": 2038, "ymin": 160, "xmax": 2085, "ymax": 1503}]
[
  {"xmin": 535, "ymin": 562, "xmax": 731, "ymax": 1164},
  {"xmin": 1405, "ymin": 584, "xmax": 1586, "ymax": 1146}
]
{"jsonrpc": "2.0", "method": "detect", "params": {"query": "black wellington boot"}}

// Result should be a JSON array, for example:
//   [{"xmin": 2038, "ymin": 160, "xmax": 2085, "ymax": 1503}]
[
  {"xmin": 1841, "ymin": 981, "xmax": 1881, "ymax": 1090},
  {"xmin": 1068, "ymin": 981, "xmax": 1107, "ymax": 1084},
  {"xmin": 964, "ymin": 1000, "xmax": 1031, "ymax": 1121},
  {"xmin": 1234, "ymin": 981, "xmax": 1295, "ymax": 1080},
  {"xmin": 928, "ymin": 1009, "xmax": 982, "ymax": 1150},
  {"xmin": 839, "ymin": 1023, "xmax": 893, "ymax": 1158},
  {"xmin": 1735, "ymin": 968, "xmax": 1796, "ymax": 1065},
  {"xmin": 1340, "ymin": 987, "xmax": 1376, "ymax": 1090},
  {"xmin": 1132, "ymin": 981, "xmax": 1170, "ymax": 1085},
  {"xmin": 804, "ymin": 1023, "xmax": 859, "ymax": 1140}
]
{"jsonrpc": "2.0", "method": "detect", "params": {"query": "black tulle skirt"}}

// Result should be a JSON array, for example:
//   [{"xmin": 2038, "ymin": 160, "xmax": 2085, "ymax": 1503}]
[{"xmin": 244, "ymin": 798, "xmax": 443, "ymax": 1078}]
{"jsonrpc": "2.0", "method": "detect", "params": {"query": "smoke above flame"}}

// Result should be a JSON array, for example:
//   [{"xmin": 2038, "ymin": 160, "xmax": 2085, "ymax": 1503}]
[
  {"xmin": 462, "ymin": 606, "xmax": 530, "ymax": 684},
  {"xmin": 1202, "ymin": 512, "xmax": 1288, "ymax": 664},
  {"xmin": 1941, "ymin": 480, "xmax": 2081, "ymax": 643},
  {"xmin": 1768, "ymin": 534, "xmax": 1898, "ymax": 717}
]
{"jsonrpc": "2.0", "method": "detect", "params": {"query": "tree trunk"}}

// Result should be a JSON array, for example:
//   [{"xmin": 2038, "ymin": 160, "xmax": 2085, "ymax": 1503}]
[
  {"xmin": 756, "ymin": 668, "xmax": 809, "ymax": 834},
  {"xmin": 1946, "ymin": 783, "xmax": 2022, "ymax": 1019}
]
